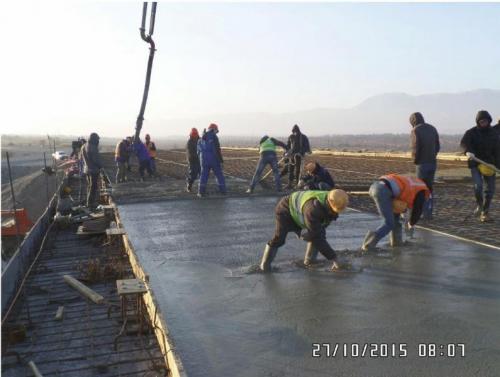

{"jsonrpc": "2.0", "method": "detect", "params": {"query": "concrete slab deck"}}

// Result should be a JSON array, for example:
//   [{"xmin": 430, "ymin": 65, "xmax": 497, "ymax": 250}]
[{"xmin": 118, "ymin": 196, "xmax": 500, "ymax": 377}]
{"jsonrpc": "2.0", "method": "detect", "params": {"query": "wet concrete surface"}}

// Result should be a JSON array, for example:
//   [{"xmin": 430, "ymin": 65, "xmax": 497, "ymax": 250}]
[{"xmin": 118, "ymin": 197, "xmax": 500, "ymax": 377}]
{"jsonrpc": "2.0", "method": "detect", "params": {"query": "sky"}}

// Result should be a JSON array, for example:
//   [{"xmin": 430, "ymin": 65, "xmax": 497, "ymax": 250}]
[{"xmin": 1, "ymin": 1, "xmax": 500, "ymax": 137}]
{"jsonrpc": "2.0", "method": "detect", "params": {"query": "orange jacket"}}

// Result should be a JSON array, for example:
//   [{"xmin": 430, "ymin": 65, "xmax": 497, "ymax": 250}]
[
  {"xmin": 381, "ymin": 174, "xmax": 430, "ymax": 208},
  {"xmin": 145, "ymin": 141, "xmax": 157, "ymax": 158}
]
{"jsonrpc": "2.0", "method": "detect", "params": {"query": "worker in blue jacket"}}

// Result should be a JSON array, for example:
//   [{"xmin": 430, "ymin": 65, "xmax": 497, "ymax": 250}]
[
  {"xmin": 133, "ymin": 137, "xmax": 152, "ymax": 181},
  {"xmin": 198, "ymin": 123, "xmax": 226, "ymax": 196}
]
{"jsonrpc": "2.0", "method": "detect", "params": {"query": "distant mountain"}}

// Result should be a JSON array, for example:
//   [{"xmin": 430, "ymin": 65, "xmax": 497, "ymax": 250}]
[{"xmin": 157, "ymin": 89, "xmax": 500, "ymax": 135}]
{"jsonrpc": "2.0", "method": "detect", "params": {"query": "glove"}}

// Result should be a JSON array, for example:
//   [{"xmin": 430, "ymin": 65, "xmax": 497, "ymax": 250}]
[{"xmin": 404, "ymin": 221, "xmax": 415, "ymax": 238}]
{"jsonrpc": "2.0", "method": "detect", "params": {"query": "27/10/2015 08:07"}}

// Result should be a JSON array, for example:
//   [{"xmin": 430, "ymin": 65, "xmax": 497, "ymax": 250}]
[{"xmin": 312, "ymin": 343, "xmax": 466, "ymax": 358}]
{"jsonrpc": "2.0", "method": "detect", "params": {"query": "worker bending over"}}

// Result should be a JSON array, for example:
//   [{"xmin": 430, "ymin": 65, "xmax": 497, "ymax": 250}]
[
  {"xmin": 460, "ymin": 110, "xmax": 500, "ymax": 222},
  {"xmin": 246, "ymin": 135, "xmax": 287, "ymax": 193},
  {"xmin": 260, "ymin": 189, "xmax": 349, "ymax": 272},
  {"xmin": 297, "ymin": 162, "xmax": 335, "ymax": 190},
  {"xmin": 362, "ymin": 173, "xmax": 429, "ymax": 251}
]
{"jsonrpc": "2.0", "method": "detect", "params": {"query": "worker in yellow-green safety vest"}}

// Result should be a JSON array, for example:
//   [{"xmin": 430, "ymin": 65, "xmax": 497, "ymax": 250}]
[
  {"xmin": 246, "ymin": 136, "xmax": 288, "ymax": 194},
  {"xmin": 260, "ymin": 189, "xmax": 350, "ymax": 272}
]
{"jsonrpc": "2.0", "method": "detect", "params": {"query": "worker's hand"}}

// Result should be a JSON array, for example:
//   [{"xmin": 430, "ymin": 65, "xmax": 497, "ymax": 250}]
[
  {"xmin": 466, "ymin": 152, "xmax": 475, "ymax": 160},
  {"xmin": 404, "ymin": 221, "xmax": 415, "ymax": 238}
]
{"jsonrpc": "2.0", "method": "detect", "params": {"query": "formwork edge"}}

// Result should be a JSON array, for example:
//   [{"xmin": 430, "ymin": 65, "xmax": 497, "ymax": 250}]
[{"xmin": 111, "ymin": 198, "xmax": 188, "ymax": 377}]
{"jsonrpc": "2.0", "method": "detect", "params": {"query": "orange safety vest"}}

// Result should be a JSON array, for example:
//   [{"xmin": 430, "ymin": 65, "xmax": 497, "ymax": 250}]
[
  {"xmin": 380, "ymin": 174, "xmax": 430, "ymax": 208},
  {"xmin": 145, "ymin": 141, "xmax": 157, "ymax": 158}
]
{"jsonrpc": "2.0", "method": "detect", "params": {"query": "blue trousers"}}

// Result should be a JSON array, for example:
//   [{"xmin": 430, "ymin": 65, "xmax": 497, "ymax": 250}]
[
  {"xmin": 471, "ymin": 167, "xmax": 496, "ymax": 212},
  {"xmin": 249, "ymin": 152, "xmax": 281, "ymax": 191},
  {"xmin": 370, "ymin": 181, "xmax": 401, "ymax": 240},
  {"xmin": 199, "ymin": 157, "xmax": 226, "ymax": 194},
  {"xmin": 416, "ymin": 162, "xmax": 436, "ymax": 218},
  {"xmin": 149, "ymin": 158, "xmax": 156, "ymax": 174}
]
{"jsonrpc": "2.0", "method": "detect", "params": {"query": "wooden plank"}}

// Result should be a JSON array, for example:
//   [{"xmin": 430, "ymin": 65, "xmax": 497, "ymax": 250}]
[
  {"xmin": 63, "ymin": 275, "xmax": 104, "ymax": 304},
  {"xmin": 106, "ymin": 228, "xmax": 127, "ymax": 236}
]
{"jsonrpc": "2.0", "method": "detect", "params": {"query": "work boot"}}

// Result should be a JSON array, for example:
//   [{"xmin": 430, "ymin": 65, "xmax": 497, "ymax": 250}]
[
  {"xmin": 361, "ymin": 231, "xmax": 380, "ymax": 252},
  {"xmin": 474, "ymin": 193, "xmax": 483, "ymax": 217},
  {"xmin": 331, "ymin": 257, "xmax": 352, "ymax": 272},
  {"xmin": 389, "ymin": 224, "xmax": 404, "ymax": 247},
  {"xmin": 246, "ymin": 187, "xmax": 253, "ymax": 194},
  {"xmin": 303, "ymin": 242, "xmax": 319, "ymax": 266},
  {"xmin": 260, "ymin": 244, "xmax": 279, "ymax": 272},
  {"xmin": 480, "ymin": 212, "xmax": 493, "ymax": 223},
  {"xmin": 186, "ymin": 183, "xmax": 192, "ymax": 192}
]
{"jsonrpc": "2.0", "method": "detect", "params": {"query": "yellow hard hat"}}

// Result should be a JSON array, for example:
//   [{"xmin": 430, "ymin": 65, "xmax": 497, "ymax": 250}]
[
  {"xmin": 478, "ymin": 163, "xmax": 495, "ymax": 177},
  {"xmin": 327, "ymin": 189, "xmax": 349, "ymax": 213},
  {"xmin": 392, "ymin": 199, "xmax": 408, "ymax": 214},
  {"xmin": 63, "ymin": 186, "xmax": 72, "ymax": 194}
]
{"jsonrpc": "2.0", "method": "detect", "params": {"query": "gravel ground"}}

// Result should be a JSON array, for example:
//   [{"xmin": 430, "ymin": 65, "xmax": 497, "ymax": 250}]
[{"xmin": 102, "ymin": 149, "xmax": 499, "ymax": 248}]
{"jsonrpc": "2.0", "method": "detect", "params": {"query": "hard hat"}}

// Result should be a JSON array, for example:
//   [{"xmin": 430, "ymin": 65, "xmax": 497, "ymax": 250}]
[
  {"xmin": 478, "ymin": 163, "xmax": 495, "ymax": 177},
  {"xmin": 327, "ymin": 189, "xmax": 349, "ymax": 213},
  {"xmin": 63, "ymin": 186, "xmax": 72, "ymax": 194},
  {"xmin": 208, "ymin": 123, "xmax": 219, "ymax": 132},
  {"xmin": 392, "ymin": 199, "xmax": 408, "ymax": 214}
]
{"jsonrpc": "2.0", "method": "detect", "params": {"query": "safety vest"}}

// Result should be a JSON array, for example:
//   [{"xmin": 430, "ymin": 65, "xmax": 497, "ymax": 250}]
[
  {"xmin": 289, "ymin": 191, "xmax": 329, "ymax": 229},
  {"xmin": 259, "ymin": 138, "xmax": 276, "ymax": 154},
  {"xmin": 146, "ymin": 141, "xmax": 157, "ymax": 158},
  {"xmin": 380, "ymin": 174, "xmax": 430, "ymax": 208}
]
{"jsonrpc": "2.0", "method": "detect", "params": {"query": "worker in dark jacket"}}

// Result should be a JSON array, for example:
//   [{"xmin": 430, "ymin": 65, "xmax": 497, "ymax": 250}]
[
  {"xmin": 81, "ymin": 133, "xmax": 102, "ymax": 209},
  {"xmin": 125, "ymin": 136, "xmax": 133, "ymax": 172},
  {"xmin": 114, "ymin": 138, "xmax": 130, "ymax": 183},
  {"xmin": 362, "ymin": 174, "xmax": 430, "ymax": 251},
  {"xmin": 198, "ymin": 123, "xmax": 226, "ymax": 196},
  {"xmin": 297, "ymin": 162, "xmax": 335, "ymax": 191},
  {"xmin": 493, "ymin": 118, "xmax": 500, "ymax": 138},
  {"xmin": 460, "ymin": 110, "xmax": 500, "ymax": 222},
  {"xmin": 281, "ymin": 124, "xmax": 311, "ymax": 188},
  {"xmin": 133, "ymin": 137, "xmax": 153, "ymax": 181},
  {"xmin": 260, "ymin": 189, "xmax": 349, "ymax": 272},
  {"xmin": 410, "ymin": 112, "xmax": 440, "ymax": 219},
  {"xmin": 246, "ymin": 135, "xmax": 287, "ymax": 193},
  {"xmin": 186, "ymin": 128, "xmax": 201, "ymax": 192}
]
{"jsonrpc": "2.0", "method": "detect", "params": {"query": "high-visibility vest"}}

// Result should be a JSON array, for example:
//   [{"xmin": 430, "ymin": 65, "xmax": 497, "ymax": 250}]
[
  {"xmin": 145, "ymin": 141, "xmax": 157, "ymax": 158},
  {"xmin": 289, "ymin": 190, "xmax": 329, "ymax": 229},
  {"xmin": 259, "ymin": 138, "xmax": 276, "ymax": 154},
  {"xmin": 380, "ymin": 174, "xmax": 430, "ymax": 208}
]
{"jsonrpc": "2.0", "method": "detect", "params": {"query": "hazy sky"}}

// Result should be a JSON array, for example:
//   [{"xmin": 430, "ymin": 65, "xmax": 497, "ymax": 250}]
[{"xmin": 1, "ymin": 1, "xmax": 500, "ymax": 137}]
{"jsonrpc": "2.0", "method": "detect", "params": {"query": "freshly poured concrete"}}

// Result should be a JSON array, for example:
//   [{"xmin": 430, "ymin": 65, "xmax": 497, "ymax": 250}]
[{"xmin": 119, "ymin": 197, "xmax": 500, "ymax": 377}]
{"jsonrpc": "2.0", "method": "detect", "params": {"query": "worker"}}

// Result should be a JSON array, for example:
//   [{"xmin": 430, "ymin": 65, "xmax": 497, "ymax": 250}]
[
  {"xmin": 246, "ymin": 135, "xmax": 287, "ymax": 194},
  {"xmin": 81, "ymin": 133, "xmax": 102, "ymax": 209},
  {"xmin": 198, "ymin": 123, "xmax": 226, "ymax": 197},
  {"xmin": 260, "ymin": 189, "xmax": 349, "ymax": 272},
  {"xmin": 297, "ymin": 162, "xmax": 335, "ymax": 191},
  {"xmin": 114, "ymin": 137, "xmax": 130, "ymax": 183},
  {"xmin": 361, "ymin": 173, "xmax": 430, "ymax": 251},
  {"xmin": 460, "ymin": 110, "xmax": 500, "ymax": 222},
  {"xmin": 410, "ymin": 112, "xmax": 440, "ymax": 219},
  {"xmin": 145, "ymin": 134, "xmax": 158, "ymax": 175},
  {"xmin": 126, "ymin": 136, "xmax": 133, "ymax": 172},
  {"xmin": 186, "ymin": 128, "xmax": 201, "ymax": 192},
  {"xmin": 133, "ymin": 136, "xmax": 153, "ymax": 181},
  {"xmin": 281, "ymin": 124, "xmax": 311, "ymax": 189},
  {"xmin": 493, "ymin": 117, "xmax": 500, "ymax": 138}
]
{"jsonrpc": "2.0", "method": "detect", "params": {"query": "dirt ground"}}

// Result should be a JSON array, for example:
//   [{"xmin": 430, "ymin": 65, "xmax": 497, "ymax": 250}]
[{"xmin": 102, "ymin": 148, "xmax": 499, "ymax": 248}]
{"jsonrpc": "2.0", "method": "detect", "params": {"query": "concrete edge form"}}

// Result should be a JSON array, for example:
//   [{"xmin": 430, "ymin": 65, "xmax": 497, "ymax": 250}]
[{"xmin": 110, "ymin": 197, "xmax": 188, "ymax": 377}]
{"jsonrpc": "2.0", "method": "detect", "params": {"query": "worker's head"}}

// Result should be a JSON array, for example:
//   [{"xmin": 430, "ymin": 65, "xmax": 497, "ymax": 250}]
[
  {"xmin": 409, "ymin": 112, "xmax": 425, "ymax": 128},
  {"xmin": 392, "ymin": 199, "xmax": 408, "ymax": 214},
  {"xmin": 190, "ymin": 128, "xmax": 200, "ymax": 138},
  {"xmin": 476, "ymin": 110, "xmax": 492, "ymax": 128},
  {"xmin": 145, "ymin": 134, "xmax": 151, "ymax": 141},
  {"xmin": 305, "ymin": 162, "xmax": 319, "ymax": 175},
  {"xmin": 327, "ymin": 189, "xmax": 349, "ymax": 214},
  {"xmin": 208, "ymin": 123, "xmax": 219, "ymax": 133},
  {"xmin": 292, "ymin": 124, "xmax": 300, "ymax": 135},
  {"xmin": 89, "ymin": 133, "xmax": 100, "ymax": 145},
  {"xmin": 126, "ymin": 136, "xmax": 132, "ymax": 144}
]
